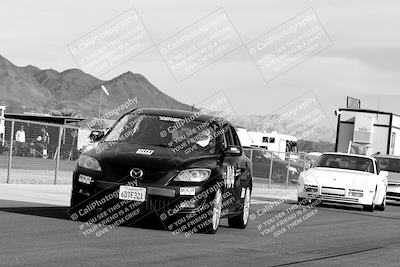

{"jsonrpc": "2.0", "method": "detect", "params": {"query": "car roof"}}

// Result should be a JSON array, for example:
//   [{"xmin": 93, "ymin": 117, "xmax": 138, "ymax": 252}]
[
  {"xmin": 374, "ymin": 154, "xmax": 400, "ymax": 159},
  {"xmin": 321, "ymin": 152, "xmax": 375, "ymax": 160},
  {"xmin": 128, "ymin": 108, "xmax": 228, "ymax": 124}
]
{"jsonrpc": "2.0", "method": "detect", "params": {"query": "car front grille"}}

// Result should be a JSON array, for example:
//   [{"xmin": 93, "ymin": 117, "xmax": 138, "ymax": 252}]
[
  {"xmin": 102, "ymin": 164, "xmax": 166, "ymax": 182},
  {"xmin": 319, "ymin": 195, "xmax": 359, "ymax": 203},
  {"xmin": 387, "ymin": 192, "xmax": 400, "ymax": 197},
  {"xmin": 143, "ymin": 197, "xmax": 178, "ymax": 211}
]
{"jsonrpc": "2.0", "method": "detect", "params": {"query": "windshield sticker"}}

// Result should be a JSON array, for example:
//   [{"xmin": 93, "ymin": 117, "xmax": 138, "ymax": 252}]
[
  {"xmin": 159, "ymin": 116, "xmax": 181, "ymax": 122},
  {"xmin": 136, "ymin": 149, "xmax": 154, "ymax": 155}
]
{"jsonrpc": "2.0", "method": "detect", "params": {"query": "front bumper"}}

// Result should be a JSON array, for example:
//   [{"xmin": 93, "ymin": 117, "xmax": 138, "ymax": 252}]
[
  {"xmin": 298, "ymin": 188, "xmax": 374, "ymax": 206},
  {"xmin": 71, "ymin": 171, "xmax": 222, "ymax": 217},
  {"xmin": 387, "ymin": 183, "xmax": 400, "ymax": 201}
]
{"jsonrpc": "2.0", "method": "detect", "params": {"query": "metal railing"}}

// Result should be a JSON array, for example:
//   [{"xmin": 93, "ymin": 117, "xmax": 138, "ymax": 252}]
[
  {"xmin": 244, "ymin": 148, "xmax": 313, "ymax": 189},
  {"xmin": 1, "ymin": 117, "xmax": 316, "ymax": 187},
  {"xmin": 0, "ymin": 118, "xmax": 81, "ymax": 184}
]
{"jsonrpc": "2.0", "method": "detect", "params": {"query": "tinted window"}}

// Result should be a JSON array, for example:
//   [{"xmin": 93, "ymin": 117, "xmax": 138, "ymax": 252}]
[
  {"xmin": 104, "ymin": 113, "xmax": 217, "ymax": 155},
  {"xmin": 230, "ymin": 126, "xmax": 241, "ymax": 146},
  {"xmin": 244, "ymin": 149, "xmax": 251, "ymax": 159},
  {"xmin": 224, "ymin": 125, "xmax": 234, "ymax": 147},
  {"xmin": 376, "ymin": 157, "xmax": 400, "ymax": 173},
  {"xmin": 252, "ymin": 149, "xmax": 267, "ymax": 162},
  {"xmin": 315, "ymin": 154, "xmax": 374, "ymax": 173}
]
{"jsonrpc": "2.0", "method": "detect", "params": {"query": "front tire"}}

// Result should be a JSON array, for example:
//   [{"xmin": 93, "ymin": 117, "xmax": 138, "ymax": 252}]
[
  {"xmin": 363, "ymin": 204, "xmax": 375, "ymax": 212},
  {"xmin": 228, "ymin": 187, "xmax": 251, "ymax": 229},
  {"xmin": 205, "ymin": 189, "xmax": 222, "ymax": 234},
  {"xmin": 297, "ymin": 197, "xmax": 306, "ymax": 205},
  {"xmin": 376, "ymin": 195, "xmax": 386, "ymax": 211},
  {"xmin": 363, "ymin": 189, "xmax": 377, "ymax": 212}
]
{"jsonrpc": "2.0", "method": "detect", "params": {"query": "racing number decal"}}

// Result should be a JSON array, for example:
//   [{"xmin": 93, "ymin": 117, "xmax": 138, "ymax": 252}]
[{"xmin": 224, "ymin": 165, "xmax": 235, "ymax": 188}]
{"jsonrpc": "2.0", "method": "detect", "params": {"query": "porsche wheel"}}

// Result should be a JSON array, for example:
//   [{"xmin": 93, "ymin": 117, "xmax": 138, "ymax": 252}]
[
  {"xmin": 228, "ymin": 187, "xmax": 251, "ymax": 229},
  {"xmin": 363, "ymin": 190, "xmax": 377, "ymax": 212},
  {"xmin": 376, "ymin": 195, "xmax": 386, "ymax": 211}
]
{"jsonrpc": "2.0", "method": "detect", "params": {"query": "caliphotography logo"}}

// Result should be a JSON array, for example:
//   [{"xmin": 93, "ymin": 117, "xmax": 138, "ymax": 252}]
[
  {"xmin": 68, "ymin": 7, "xmax": 154, "ymax": 77},
  {"xmin": 156, "ymin": 8, "xmax": 243, "ymax": 82}
]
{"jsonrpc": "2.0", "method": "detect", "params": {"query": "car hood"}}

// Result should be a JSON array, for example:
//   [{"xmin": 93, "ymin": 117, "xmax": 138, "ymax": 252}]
[
  {"xmin": 387, "ymin": 171, "xmax": 400, "ymax": 183},
  {"xmin": 303, "ymin": 167, "xmax": 376, "ymax": 189},
  {"xmin": 84, "ymin": 142, "xmax": 217, "ymax": 183}
]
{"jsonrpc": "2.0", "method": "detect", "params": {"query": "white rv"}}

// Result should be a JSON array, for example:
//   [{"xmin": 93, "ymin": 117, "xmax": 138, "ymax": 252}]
[{"xmin": 238, "ymin": 129, "xmax": 298, "ymax": 160}]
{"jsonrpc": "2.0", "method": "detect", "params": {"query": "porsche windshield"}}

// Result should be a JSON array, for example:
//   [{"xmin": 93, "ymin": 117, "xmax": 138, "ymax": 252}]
[
  {"xmin": 103, "ymin": 113, "xmax": 217, "ymax": 154},
  {"xmin": 376, "ymin": 157, "xmax": 400, "ymax": 173},
  {"xmin": 315, "ymin": 154, "xmax": 374, "ymax": 173}
]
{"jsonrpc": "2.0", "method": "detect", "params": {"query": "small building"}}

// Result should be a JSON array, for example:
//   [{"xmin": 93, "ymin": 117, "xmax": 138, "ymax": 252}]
[{"xmin": 335, "ymin": 108, "xmax": 400, "ymax": 156}]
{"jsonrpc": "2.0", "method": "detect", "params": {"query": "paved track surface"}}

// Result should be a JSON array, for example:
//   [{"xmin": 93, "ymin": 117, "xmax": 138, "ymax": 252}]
[{"xmin": 1, "ymin": 198, "xmax": 399, "ymax": 266}]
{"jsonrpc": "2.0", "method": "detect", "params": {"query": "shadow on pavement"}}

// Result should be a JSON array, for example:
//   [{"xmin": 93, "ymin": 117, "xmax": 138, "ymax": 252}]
[{"xmin": 0, "ymin": 200, "xmax": 229, "ymax": 233}]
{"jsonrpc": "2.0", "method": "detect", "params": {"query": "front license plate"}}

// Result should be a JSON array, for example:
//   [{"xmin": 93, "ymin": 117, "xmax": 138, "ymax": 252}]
[{"xmin": 119, "ymin": 186, "xmax": 146, "ymax": 202}]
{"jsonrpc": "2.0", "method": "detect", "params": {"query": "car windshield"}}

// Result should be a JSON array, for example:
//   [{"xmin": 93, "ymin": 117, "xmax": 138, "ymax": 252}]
[
  {"xmin": 103, "ymin": 113, "xmax": 217, "ymax": 155},
  {"xmin": 376, "ymin": 157, "xmax": 400, "ymax": 173},
  {"xmin": 315, "ymin": 154, "xmax": 374, "ymax": 173}
]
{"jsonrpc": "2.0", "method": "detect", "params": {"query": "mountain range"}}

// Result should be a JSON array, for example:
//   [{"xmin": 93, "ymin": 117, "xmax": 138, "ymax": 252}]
[{"xmin": 0, "ymin": 54, "xmax": 192, "ymax": 118}]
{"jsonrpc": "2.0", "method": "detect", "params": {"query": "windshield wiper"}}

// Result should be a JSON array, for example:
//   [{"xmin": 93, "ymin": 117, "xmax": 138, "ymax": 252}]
[{"xmin": 151, "ymin": 143, "xmax": 171, "ymax": 148}]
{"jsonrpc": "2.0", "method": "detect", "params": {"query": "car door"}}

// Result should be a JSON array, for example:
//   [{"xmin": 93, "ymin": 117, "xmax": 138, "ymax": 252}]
[{"xmin": 221, "ymin": 124, "xmax": 249, "ymax": 211}]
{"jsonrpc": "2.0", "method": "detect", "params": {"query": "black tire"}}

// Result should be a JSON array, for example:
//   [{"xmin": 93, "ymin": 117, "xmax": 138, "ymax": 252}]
[
  {"xmin": 363, "ymin": 204, "xmax": 375, "ymax": 212},
  {"xmin": 204, "ymin": 189, "xmax": 222, "ymax": 234},
  {"xmin": 297, "ymin": 197, "xmax": 307, "ymax": 205},
  {"xmin": 363, "ymin": 189, "xmax": 377, "ymax": 212},
  {"xmin": 376, "ymin": 195, "xmax": 386, "ymax": 211},
  {"xmin": 228, "ymin": 187, "xmax": 251, "ymax": 229}
]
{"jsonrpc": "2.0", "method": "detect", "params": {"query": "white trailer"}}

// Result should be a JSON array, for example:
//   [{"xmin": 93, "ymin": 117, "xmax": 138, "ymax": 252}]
[{"xmin": 238, "ymin": 130, "xmax": 298, "ymax": 160}]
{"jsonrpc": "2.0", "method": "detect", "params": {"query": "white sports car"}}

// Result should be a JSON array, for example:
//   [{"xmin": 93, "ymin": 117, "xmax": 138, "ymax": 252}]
[{"xmin": 297, "ymin": 153, "xmax": 388, "ymax": 212}]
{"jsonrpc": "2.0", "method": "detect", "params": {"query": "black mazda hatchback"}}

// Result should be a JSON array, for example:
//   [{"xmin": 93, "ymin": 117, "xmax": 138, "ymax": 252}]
[{"xmin": 70, "ymin": 108, "xmax": 252, "ymax": 234}]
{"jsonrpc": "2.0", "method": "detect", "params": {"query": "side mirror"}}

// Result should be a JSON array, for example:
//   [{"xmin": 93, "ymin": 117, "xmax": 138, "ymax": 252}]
[
  {"xmin": 224, "ymin": 145, "xmax": 242, "ymax": 156},
  {"xmin": 89, "ymin": 130, "xmax": 104, "ymax": 142},
  {"xmin": 379, "ymin": 170, "xmax": 389, "ymax": 177}
]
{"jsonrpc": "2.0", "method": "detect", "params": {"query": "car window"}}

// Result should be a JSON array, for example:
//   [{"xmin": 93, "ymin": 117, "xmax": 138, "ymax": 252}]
[
  {"xmin": 252, "ymin": 149, "xmax": 267, "ymax": 162},
  {"xmin": 223, "ymin": 125, "xmax": 234, "ymax": 147},
  {"xmin": 376, "ymin": 157, "xmax": 400, "ymax": 173},
  {"xmin": 103, "ymin": 113, "xmax": 217, "ymax": 155},
  {"xmin": 244, "ymin": 149, "xmax": 251, "ymax": 159},
  {"xmin": 315, "ymin": 154, "xmax": 374, "ymax": 173},
  {"xmin": 230, "ymin": 126, "xmax": 241, "ymax": 147}
]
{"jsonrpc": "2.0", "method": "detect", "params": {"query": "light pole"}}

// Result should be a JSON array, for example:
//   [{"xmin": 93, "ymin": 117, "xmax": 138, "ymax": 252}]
[{"xmin": 98, "ymin": 85, "xmax": 110, "ymax": 118}]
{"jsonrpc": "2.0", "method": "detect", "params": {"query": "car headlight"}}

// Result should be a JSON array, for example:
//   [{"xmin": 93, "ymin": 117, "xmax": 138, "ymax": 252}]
[
  {"xmin": 77, "ymin": 155, "xmax": 102, "ymax": 171},
  {"xmin": 348, "ymin": 189, "xmax": 363, "ymax": 197},
  {"xmin": 174, "ymin": 169, "xmax": 211, "ymax": 182},
  {"xmin": 304, "ymin": 184, "xmax": 318, "ymax": 192}
]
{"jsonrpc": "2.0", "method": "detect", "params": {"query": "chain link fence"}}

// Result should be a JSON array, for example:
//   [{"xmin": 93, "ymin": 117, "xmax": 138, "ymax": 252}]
[
  {"xmin": 0, "ymin": 118, "xmax": 83, "ymax": 184},
  {"xmin": 0, "ymin": 118, "xmax": 315, "ymax": 188},
  {"xmin": 244, "ymin": 147, "xmax": 314, "ymax": 188}
]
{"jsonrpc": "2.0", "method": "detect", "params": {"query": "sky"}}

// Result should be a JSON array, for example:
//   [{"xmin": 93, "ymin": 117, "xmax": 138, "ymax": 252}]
[{"xmin": 1, "ymin": 0, "xmax": 400, "ymax": 125}]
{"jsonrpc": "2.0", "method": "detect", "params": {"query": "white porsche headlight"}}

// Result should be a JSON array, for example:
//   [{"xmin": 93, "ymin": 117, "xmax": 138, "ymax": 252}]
[
  {"xmin": 174, "ymin": 169, "xmax": 211, "ymax": 182},
  {"xmin": 304, "ymin": 184, "xmax": 318, "ymax": 192},
  {"xmin": 77, "ymin": 155, "xmax": 102, "ymax": 171}
]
